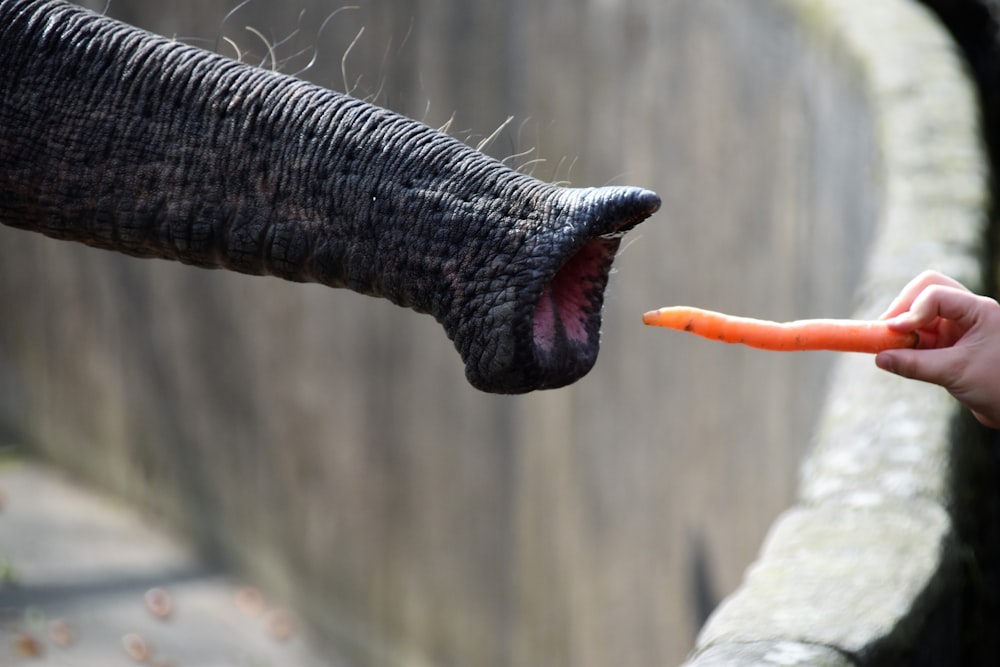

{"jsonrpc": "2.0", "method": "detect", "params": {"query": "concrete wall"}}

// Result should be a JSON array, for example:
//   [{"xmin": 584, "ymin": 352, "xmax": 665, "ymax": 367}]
[{"xmin": 0, "ymin": 0, "xmax": 986, "ymax": 665}]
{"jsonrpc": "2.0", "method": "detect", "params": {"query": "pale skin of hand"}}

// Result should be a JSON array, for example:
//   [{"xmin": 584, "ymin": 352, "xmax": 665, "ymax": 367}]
[{"xmin": 875, "ymin": 270, "xmax": 1000, "ymax": 429}]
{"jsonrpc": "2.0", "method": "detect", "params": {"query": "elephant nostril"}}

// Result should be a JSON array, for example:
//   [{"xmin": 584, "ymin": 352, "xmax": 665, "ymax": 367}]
[{"xmin": 532, "ymin": 237, "xmax": 617, "ymax": 353}]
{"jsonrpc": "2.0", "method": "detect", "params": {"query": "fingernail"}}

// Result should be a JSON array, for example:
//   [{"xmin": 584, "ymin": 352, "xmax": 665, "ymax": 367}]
[
  {"xmin": 875, "ymin": 352, "xmax": 896, "ymax": 373},
  {"xmin": 884, "ymin": 314, "xmax": 914, "ymax": 331}
]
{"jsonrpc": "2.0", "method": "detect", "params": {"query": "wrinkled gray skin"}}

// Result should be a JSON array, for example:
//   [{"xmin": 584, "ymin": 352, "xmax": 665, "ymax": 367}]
[{"xmin": 0, "ymin": 0, "xmax": 660, "ymax": 393}]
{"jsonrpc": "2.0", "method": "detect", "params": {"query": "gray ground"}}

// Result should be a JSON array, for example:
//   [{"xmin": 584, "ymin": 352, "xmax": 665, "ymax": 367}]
[{"xmin": 0, "ymin": 459, "xmax": 334, "ymax": 667}]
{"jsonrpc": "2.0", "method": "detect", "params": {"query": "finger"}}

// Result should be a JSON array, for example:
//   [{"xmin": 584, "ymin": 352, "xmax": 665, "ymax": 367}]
[
  {"xmin": 875, "ymin": 346, "xmax": 964, "ymax": 387},
  {"xmin": 879, "ymin": 270, "xmax": 968, "ymax": 320},
  {"xmin": 885, "ymin": 284, "xmax": 981, "ymax": 333},
  {"xmin": 886, "ymin": 285, "xmax": 986, "ymax": 347},
  {"xmin": 971, "ymin": 410, "xmax": 1000, "ymax": 430}
]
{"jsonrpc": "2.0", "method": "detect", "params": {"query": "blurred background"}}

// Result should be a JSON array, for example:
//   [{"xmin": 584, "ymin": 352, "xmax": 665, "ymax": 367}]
[{"xmin": 0, "ymin": 0, "xmax": 885, "ymax": 665}]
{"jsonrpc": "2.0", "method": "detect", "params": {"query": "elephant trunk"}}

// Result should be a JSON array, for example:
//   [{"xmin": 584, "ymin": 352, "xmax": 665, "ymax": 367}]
[{"xmin": 0, "ymin": 0, "xmax": 660, "ymax": 394}]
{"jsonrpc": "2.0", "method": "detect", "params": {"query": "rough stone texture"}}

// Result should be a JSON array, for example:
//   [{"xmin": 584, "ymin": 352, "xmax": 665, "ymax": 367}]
[
  {"xmin": 685, "ymin": 642, "xmax": 852, "ymax": 667},
  {"xmin": 801, "ymin": 355, "xmax": 959, "ymax": 509},
  {"xmin": 696, "ymin": 503, "xmax": 956, "ymax": 659},
  {"xmin": 687, "ymin": 0, "xmax": 988, "ymax": 664}
]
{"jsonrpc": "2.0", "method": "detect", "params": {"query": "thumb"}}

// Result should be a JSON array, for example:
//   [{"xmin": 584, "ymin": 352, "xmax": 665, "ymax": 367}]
[{"xmin": 875, "ymin": 347, "xmax": 963, "ymax": 388}]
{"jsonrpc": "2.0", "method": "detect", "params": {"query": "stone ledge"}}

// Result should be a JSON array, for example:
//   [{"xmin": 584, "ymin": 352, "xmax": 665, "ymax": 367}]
[
  {"xmin": 686, "ymin": 642, "xmax": 853, "ymax": 667},
  {"xmin": 801, "ymin": 354, "xmax": 959, "ymax": 509},
  {"xmin": 696, "ymin": 502, "xmax": 956, "ymax": 659}
]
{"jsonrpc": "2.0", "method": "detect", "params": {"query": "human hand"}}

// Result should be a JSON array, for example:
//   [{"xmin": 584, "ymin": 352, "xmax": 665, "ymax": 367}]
[{"xmin": 875, "ymin": 270, "xmax": 1000, "ymax": 429}]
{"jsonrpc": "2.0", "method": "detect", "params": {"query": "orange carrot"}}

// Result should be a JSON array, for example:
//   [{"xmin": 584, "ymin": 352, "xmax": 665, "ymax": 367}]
[{"xmin": 642, "ymin": 306, "xmax": 918, "ymax": 353}]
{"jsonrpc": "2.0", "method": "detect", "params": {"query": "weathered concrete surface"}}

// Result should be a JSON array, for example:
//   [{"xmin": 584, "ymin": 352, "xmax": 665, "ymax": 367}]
[
  {"xmin": 696, "ymin": 503, "xmax": 956, "ymax": 658},
  {"xmin": 685, "ymin": 642, "xmax": 852, "ymax": 667},
  {"xmin": 0, "ymin": 459, "xmax": 338, "ymax": 667},
  {"xmin": 686, "ymin": 0, "xmax": 989, "ymax": 664}
]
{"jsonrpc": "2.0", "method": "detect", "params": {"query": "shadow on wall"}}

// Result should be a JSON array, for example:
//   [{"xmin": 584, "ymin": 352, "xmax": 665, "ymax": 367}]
[{"xmin": 686, "ymin": 532, "xmax": 721, "ymax": 629}]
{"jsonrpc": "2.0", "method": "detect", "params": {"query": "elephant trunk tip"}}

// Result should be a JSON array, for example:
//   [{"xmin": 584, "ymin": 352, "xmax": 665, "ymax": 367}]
[
  {"xmin": 533, "ymin": 185, "xmax": 660, "ymax": 347},
  {"xmin": 468, "ymin": 185, "xmax": 660, "ymax": 394}
]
